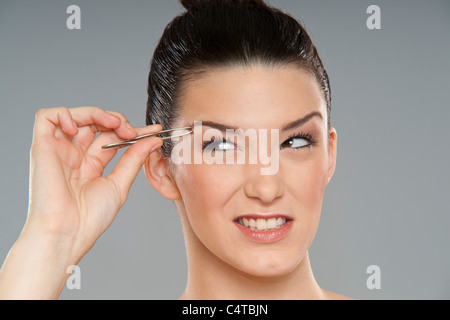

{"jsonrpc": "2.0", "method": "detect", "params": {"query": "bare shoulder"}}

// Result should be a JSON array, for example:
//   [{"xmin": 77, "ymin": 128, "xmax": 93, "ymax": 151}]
[{"xmin": 322, "ymin": 289, "xmax": 355, "ymax": 300}]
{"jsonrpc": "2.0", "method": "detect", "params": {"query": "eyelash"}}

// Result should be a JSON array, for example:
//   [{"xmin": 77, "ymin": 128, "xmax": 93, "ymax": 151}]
[
  {"xmin": 201, "ymin": 132, "xmax": 317, "ymax": 151},
  {"xmin": 281, "ymin": 132, "xmax": 317, "ymax": 150},
  {"xmin": 201, "ymin": 137, "xmax": 232, "ymax": 151}
]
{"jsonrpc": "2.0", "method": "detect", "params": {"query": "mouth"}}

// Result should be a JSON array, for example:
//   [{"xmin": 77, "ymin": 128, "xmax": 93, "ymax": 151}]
[
  {"xmin": 233, "ymin": 215, "xmax": 294, "ymax": 243},
  {"xmin": 234, "ymin": 216, "xmax": 292, "ymax": 231}
]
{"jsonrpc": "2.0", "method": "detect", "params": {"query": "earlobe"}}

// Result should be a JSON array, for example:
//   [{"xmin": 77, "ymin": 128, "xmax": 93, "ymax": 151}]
[{"xmin": 143, "ymin": 150, "xmax": 182, "ymax": 200}]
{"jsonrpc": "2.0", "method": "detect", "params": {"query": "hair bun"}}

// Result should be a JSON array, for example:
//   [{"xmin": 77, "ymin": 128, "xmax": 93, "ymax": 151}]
[{"xmin": 180, "ymin": 0, "xmax": 265, "ymax": 10}]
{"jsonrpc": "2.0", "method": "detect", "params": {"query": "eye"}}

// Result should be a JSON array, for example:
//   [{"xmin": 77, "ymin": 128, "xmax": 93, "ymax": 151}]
[
  {"xmin": 202, "ymin": 137, "xmax": 236, "ymax": 151},
  {"xmin": 280, "ymin": 133, "xmax": 314, "ymax": 150}
]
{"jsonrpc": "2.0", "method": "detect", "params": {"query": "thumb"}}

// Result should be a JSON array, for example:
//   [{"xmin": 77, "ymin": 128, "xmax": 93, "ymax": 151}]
[{"xmin": 106, "ymin": 136, "xmax": 163, "ymax": 207}]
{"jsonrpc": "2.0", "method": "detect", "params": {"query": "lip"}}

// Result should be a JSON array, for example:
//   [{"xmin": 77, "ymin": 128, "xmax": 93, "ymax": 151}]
[
  {"xmin": 235, "ymin": 214, "xmax": 293, "ymax": 220},
  {"xmin": 233, "ymin": 214, "xmax": 293, "ymax": 244}
]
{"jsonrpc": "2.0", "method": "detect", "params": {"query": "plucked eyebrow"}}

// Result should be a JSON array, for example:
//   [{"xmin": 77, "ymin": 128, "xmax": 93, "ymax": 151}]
[
  {"xmin": 280, "ymin": 111, "xmax": 323, "ymax": 132},
  {"xmin": 193, "ymin": 111, "xmax": 323, "ymax": 133}
]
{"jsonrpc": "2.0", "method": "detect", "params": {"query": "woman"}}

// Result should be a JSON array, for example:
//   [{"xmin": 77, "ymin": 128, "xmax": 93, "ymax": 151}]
[{"xmin": 0, "ymin": 0, "xmax": 347, "ymax": 299}]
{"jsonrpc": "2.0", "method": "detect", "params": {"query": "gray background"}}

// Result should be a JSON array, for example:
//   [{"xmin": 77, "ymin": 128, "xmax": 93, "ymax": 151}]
[{"xmin": 0, "ymin": 0, "xmax": 449, "ymax": 299}]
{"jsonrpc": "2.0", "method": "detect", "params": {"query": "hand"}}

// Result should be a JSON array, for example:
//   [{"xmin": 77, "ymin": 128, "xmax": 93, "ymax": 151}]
[{"xmin": 24, "ymin": 106, "xmax": 163, "ymax": 261}]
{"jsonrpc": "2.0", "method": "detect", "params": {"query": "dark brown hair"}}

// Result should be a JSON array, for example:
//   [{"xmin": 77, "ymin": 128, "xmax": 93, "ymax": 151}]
[{"xmin": 147, "ymin": 0, "xmax": 331, "ymax": 157}]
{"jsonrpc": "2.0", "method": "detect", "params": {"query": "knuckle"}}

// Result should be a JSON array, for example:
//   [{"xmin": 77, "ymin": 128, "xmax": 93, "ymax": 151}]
[
  {"xmin": 56, "ymin": 106, "xmax": 70, "ymax": 115},
  {"xmin": 36, "ymin": 106, "xmax": 69, "ymax": 117},
  {"xmin": 82, "ymin": 106, "xmax": 102, "ymax": 113},
  {"xmin": 107, "ymin": 110, "xmax": 126, "ymax": 121},
  {"xmin": 35, "ymin": 108, "xmax": 48, "ymax": 118}
]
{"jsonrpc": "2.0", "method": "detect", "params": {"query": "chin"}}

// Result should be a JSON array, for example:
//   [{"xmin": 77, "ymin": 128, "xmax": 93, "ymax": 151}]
[{"xmin": 233, "ymin": 250, "xmax": 305, "ymax": 279}]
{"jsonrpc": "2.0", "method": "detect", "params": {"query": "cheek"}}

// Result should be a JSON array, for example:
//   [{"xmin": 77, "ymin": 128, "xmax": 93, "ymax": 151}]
[
  {"xmin": 296, "ymin": 161, "xmax": 328, "ymax": 208},
  {"xmin": 282, "ymin": 153, "xmax": 329, "ymax": 227},
  {"xmin": 172, "ymin": 163, "xmax": 240, "ymax": 222},
  {"xmin": 285, "ymin": 144, "xmax": 330, "ymax": 204},
  {"xmin": 172, "ymin": 163, "xmax": 244, "ymax": 256}
]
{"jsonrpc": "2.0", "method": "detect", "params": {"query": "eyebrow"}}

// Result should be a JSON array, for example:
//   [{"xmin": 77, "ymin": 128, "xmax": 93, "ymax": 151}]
[
  {"xmin": 280, "ymin": 111, "xmax": 323, "ymax": 132},
  {"xmin": 194, "ymin": 111, "xmax": 323, "ymax": 133}
]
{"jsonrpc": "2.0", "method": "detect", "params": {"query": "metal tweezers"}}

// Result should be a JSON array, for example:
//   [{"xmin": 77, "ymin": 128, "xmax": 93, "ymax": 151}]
[{"xmin": 101, "ymin": 126, "xmax": 192, "ymax": 149}]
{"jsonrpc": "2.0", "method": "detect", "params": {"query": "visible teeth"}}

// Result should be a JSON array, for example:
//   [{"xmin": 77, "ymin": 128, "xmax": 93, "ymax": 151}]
[
  {"xmin": 277, "ymin": 217, "xmax": 286, "ymax": 226},
  {"xmin": 256, "ymin": 219, "xmax": 267, "ymax": 231},
  {"xmin": 238, "ymin": 217, "xmax": 288, "ymax": 231},
  {"xmin": 267, "ymin": 218, "xmax": 277, "ymax": 229}
]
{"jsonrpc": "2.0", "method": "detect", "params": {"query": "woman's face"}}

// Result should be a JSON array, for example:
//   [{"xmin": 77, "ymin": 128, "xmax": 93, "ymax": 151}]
[{"xmin": 165, "ymin": 65, "xmax": 336, "ymax": 277}]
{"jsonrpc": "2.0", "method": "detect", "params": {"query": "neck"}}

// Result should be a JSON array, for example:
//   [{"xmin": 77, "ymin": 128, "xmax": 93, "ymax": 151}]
[{"xmin": 179, "ymin": 226, "xmax": 325, "ymax": 300}]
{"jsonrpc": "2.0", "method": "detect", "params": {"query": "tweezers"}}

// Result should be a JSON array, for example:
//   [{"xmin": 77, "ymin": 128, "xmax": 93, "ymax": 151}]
[{"xmin": 101, "ymin": 126, "xmax": 192, "ymax": 149}]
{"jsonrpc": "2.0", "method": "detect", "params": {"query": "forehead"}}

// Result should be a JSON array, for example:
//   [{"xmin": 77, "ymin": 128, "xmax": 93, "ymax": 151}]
[{"xmin": 176, "ymin": 65, "xmax": 327, "ymax": 129}]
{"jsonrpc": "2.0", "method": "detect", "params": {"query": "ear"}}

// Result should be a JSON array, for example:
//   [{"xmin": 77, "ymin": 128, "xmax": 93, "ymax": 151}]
[
  {"xmin": 326, "ymin": 126, "xmax": 337, "ymax": 185},
  {"xmin": 143, "ymin": 149, "xmax": 182, "ymax": 200}
]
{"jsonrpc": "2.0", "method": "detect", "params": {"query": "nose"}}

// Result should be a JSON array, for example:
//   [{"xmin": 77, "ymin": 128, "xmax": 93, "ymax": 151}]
[{"xmin": 243, "ymin": 168, "xmax": 284, "ymax": 204}]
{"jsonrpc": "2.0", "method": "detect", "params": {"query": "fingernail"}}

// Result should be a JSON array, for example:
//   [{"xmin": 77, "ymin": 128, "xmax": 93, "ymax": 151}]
[{"xmin": 72, "ymin": 120, "xmax": 79, "ymax": 133}]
